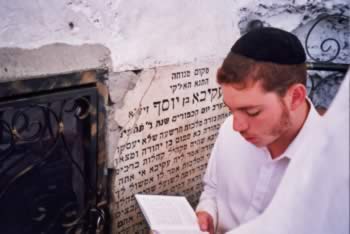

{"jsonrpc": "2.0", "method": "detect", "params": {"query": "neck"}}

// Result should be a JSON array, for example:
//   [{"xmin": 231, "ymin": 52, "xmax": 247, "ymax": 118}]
[{"xmin": 268, "ymin": 100, "xmax": 310, "ymax": 159}]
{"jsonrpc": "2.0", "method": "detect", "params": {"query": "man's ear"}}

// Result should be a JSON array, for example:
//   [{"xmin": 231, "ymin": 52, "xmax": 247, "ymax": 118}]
[{"xmin": 287, "ymin": 84, "xmax": 307, "ymax": 111}]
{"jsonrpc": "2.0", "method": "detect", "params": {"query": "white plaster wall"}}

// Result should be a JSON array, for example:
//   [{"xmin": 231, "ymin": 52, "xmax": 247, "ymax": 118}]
[
  {"xmin": 1, "ymin": 0, "xmax": 348, "ymax": 73},
  {"xmin": 0, "ymin": 0, "xmax": 237, "ymax": 72}
]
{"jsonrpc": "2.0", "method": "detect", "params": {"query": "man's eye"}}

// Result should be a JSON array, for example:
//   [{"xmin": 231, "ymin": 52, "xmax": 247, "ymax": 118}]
[{"xmin": 246, "ymin": 110, "xmax": 260, "ymax": 117}]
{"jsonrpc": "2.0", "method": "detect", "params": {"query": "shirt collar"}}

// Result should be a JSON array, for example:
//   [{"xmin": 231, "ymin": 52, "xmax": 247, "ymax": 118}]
[{"xmin": 281, "ymin": 98, "xmax": 322, "ymax": 160}]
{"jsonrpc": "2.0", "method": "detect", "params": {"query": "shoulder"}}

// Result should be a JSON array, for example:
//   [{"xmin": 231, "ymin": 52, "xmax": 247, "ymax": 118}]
[
  {"xmin": 218, "ymin": 114, "xmax": 234, "ymax": 136},
  {"xmin": 307, "ymin": 99, "xmax": 324, "ymax": 128}
]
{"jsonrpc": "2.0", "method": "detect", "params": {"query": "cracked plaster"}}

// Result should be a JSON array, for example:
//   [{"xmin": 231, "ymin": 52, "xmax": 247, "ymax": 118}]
[{"xmin": 0, "ymin": 0, "xmax": 348, "ymax": 76}]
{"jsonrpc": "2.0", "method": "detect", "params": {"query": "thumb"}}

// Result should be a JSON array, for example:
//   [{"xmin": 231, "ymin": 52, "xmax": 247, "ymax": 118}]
[
  {"xmin": 198, "ymin": 216, "xmax": 208, "ymax": 230},
  {"xmin": 200, "ymin": 222, "xmax": 208, "ymax": 230}
]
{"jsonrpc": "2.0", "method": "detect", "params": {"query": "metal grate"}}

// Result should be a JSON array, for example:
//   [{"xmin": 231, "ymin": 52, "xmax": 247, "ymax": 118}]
[{"xmin": 0, "ymin": 85, "xmax": 103, "ymax": 234}]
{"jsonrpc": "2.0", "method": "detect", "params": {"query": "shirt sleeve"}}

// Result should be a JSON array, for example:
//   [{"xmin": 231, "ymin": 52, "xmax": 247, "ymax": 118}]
[{"xmin": 195, "ymin": 131, "xmax": 221, "ymax": 230}]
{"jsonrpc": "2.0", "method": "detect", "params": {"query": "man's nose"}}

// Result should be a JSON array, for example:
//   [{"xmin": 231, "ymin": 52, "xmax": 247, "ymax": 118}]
[{"xmin": 233, "ymin": 114, "xmax": 248, "ymax": 132}]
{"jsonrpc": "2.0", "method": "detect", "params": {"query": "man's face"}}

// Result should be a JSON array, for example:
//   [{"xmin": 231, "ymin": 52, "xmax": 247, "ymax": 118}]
[{"xmin": 221, "ymin": 80, "xmax": 291, "ymax": 147}]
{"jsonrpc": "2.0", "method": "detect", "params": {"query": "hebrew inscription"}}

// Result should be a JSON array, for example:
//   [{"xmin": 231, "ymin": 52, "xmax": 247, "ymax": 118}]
[{"xmin": 112, "ymin": 62, "xmax": 230, "ymax": 233}]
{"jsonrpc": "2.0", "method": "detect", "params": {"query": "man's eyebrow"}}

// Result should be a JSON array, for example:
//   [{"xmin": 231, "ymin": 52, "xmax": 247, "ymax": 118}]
[{"xmin": 223, "ymin": 101, "xmax": 261, "ymax": 111}]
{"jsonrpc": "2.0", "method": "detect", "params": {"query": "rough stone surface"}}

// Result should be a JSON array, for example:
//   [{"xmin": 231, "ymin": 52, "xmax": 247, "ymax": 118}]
[
  {"xmin": 107, "ymin": 71, "xmax": 141, "ymax": 166},
  {"xmin": 0, "ymin": 43, "xmax": 111, "ymax": 81}
]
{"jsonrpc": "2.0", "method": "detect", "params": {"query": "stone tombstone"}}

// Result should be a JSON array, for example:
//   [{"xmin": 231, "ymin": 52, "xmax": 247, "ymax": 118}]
[{"xmin": 112, "ymin": 61, "xmax": 230, "ymax": 233}]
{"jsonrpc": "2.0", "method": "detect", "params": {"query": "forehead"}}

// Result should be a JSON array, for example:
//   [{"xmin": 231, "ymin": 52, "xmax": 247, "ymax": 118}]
[{"xmin": 221, "ymin": 81, "xmax": 279, "ymax": 109}]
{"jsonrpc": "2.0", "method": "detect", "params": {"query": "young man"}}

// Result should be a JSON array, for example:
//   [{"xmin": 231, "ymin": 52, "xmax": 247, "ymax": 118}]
[{"xmin": 195, "ymin": 27, "xmax": 322, "ymax": 234}]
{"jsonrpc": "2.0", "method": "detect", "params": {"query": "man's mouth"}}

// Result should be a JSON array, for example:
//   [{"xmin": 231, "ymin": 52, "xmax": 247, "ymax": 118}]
[{"xmin": 243, "ymin": 135, "xmax": 257, "ymax": 143}]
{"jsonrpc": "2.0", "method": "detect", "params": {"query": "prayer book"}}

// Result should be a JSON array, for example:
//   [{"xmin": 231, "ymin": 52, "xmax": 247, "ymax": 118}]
[{"xmin": 135, "ymin": 194, "xmax": 208, "ymax": 234}]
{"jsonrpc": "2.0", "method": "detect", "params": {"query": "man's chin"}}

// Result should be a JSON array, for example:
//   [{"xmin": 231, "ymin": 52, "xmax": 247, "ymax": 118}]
[
  {"xmin": 245, "ymin": 137, "xmax": 264, "ymax": 147},
  {"xmin": 252, "ymin": 142, "xmax": 266, "ymax": 148}
]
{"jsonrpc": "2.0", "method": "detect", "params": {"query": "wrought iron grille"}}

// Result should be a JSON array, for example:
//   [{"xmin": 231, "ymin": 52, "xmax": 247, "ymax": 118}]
[
  {"xmin": 246, "ymin": 13, "xmax": 349, "ymax": 110},
  {"xmin": 0, "ymin": 85, "xmax": 103, "ymax": 234},
  {"xmin": 304, "ymin": 14, "xmax": 349, "ymax": 109}
]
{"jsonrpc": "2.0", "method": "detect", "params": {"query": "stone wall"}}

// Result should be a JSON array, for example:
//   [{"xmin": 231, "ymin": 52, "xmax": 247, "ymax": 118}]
[{"xmin": 108, "ymin": 61, "xmax": 231, "ymax": 232}]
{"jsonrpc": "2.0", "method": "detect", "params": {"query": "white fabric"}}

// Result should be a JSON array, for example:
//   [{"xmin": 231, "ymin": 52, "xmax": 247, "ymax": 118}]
[
  {"xmin": 196, "ymin": 98, "xmax": 322, "ymax": 234},
  {"xmin": 226, "ymin": 72, "xmax": 349, "ymax": 234}
]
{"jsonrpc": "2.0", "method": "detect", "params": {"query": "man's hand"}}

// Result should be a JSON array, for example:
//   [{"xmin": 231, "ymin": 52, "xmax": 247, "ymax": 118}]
[{"xmin": 196, "ymin": 211, "xmax": 214, "ymax": 234}]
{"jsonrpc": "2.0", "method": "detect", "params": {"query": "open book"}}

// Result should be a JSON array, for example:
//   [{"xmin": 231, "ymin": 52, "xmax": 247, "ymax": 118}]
[{"xmin": 135, "ymin": 194, "xmax": 208, "ymax": 234}]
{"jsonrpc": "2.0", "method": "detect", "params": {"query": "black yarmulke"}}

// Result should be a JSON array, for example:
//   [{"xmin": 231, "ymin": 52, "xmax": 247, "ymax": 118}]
[{"xmin": 231, "ymin": 27, "xmax": 306, "ymax": 65}]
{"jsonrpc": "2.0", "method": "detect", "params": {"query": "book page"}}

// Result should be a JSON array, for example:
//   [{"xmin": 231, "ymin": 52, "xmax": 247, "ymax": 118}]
[{"xmin": 135, "ymin": 194, "xmax": 201, "ymax": 231}]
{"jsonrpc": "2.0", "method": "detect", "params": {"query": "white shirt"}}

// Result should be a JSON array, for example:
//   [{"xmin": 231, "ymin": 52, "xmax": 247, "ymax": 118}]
[
  {"xmin": 227, "ymin": 73, "xmax": 349, "ymax": 234},
  {"xmin": 196, "ymin": 99, "xmax": 322, "ymax": 234}
]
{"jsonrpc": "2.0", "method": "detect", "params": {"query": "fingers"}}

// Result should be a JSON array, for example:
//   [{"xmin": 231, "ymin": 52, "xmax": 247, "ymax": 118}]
[
  {"xmin": 197, "ymin": 211, "xmax": 208, "ymax": 230},
  {"xmin": 196, "ymin": 211, "xmax": 214, "ymax": 234},
  {"xmin": 209, "ymin": 222, "xmax": 214, "ymax": 234}
]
